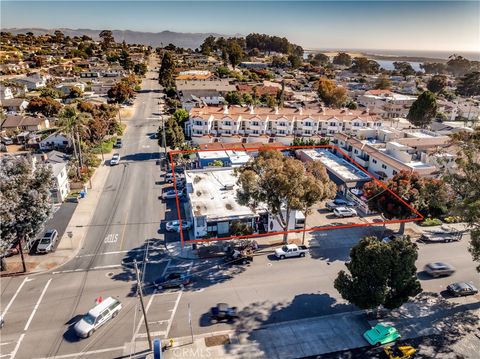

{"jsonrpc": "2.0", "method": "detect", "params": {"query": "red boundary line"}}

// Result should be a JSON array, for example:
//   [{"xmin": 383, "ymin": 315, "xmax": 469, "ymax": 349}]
[{"xmin": 168, "ymin": 144, "xmax": 424, "ymax": 248}]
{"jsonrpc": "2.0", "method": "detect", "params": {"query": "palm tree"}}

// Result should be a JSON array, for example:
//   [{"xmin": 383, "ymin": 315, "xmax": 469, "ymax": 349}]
[{"xmin": 57, "ymin": 106, "xmax": 91, "ymax": 179}]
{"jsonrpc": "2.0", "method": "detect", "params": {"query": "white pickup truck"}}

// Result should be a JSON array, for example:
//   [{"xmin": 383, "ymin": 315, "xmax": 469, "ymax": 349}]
[{"xmin": 274, "ymin": 244, "xmax": 308, "ymax": 259}]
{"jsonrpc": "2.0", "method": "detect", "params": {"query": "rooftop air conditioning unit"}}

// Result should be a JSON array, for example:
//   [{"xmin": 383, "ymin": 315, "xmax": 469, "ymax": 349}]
[{"xmin": 224, "ymin": 184, "xmax": 234, "ymax": 190}]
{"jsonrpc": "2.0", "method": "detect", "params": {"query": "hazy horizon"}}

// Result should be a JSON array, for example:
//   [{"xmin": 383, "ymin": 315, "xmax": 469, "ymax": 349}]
[{"xmin": 2, "ymin": 1, "xmax": 479, "ymax": 55}]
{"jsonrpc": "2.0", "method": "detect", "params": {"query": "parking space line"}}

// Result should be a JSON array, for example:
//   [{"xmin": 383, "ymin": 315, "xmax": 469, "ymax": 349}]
[
  {"xmin": 2, "ymin": 276, "xmax": 31, "ymax": 317},
  {"xmin": 161, "ymin": 259, "xmax": 171, "ymax": 277},
  {"xmin": 165, "ymin": 291, "xmax": 182, "ymax": 338},
  {"xmin": 132, "ymin": 293, "xmax": 155, "ymax": 340},
  {"xmin": 10, "ymin": 333, "xmax": 24, "ymax": 359},
  {"xmin": 24, "ymin": 278, "xmax": 52, "ymax": 331},
  {"xmin": 35, "ymin": 346, "xmax": 124, "ymax": 359}
]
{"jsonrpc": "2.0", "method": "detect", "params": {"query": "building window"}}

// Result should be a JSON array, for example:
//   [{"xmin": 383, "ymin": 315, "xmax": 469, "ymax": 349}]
[
  {"xmin": 353, "ymin": 123, "xmax": 360, "ymax": 127},
  {"xmin": 253, "ymin": 130, "xmax": 259, "ymax": 134},
  {"xmin": 392, "ymin": 170, "xmax": 398, "ymax": 175},
  {"xmin": 381, "ymin": 164, "xmax": 387, "ymax": 169},
  {"xmin": 372, "ymin": 159, "xmax": 377, "ymax": 164},
  {"xmin": 224, "ymin": 121, "xmax": 231, "ymax": 126},
  {"xmin": 305, "ymin": 122, "xmax": 312, "ymax": 127},
  {"xmin": 252, "ymin": 121, "xmax": 259, "ymax": 126},
  {"xmin": 354, "ymin": 149, "xmax": 358, "ymax": 154},
  {"xmin": 194, "ymin": 120, "xmax": 203, "ymax": 126},
  {"xmin": 329, "ymin": 122, "xmax": 337, "ymax": 126}
]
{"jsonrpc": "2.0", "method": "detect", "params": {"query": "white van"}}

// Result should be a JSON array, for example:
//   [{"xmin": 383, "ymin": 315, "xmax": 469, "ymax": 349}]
[{"xmin": 73, "ymin": 297, "xmax": 122, "ymax": 338}]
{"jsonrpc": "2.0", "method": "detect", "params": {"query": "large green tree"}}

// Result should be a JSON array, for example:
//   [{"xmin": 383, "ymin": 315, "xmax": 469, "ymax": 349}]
[
  {"xmin": 374, "ymin": 75, "xmax": 392, "ymax": 90},
  {"xmin": 26, "ymin": 97, "xmax": 62, "ymax": 117},
  {"xmin": 393, "ymin": 61, "xmax": 416, "ymax": 79},
  {"xmin": 350, "ymin": 57, "xmax": 380, "ymax": 74},
  {"xmin": 107, "ymin": 81, "xmax": 135, "ymax": 104},
  {"xmin": 427, "ymin": 75, "xmax": 447, "ymax": 93},
  {"xmin": 317, "ymin": 77, "xmax": 348, "ymax": 108},
  {"xmin": 236, "ymin": 150, "xmax": 334, "ymax": 244},
  {"xmin": 443, "ymin": 129, "xmax": 480, "ymax": 271},
  {"xmin": 0, "ymin": 156, "xmax": 53, "ymax": 272},
  {"xmin": 333, "ymin": 52, "xmax": 352, "ymax": 67},
  {"xmin": 407, "ymin": 91, "xmax": 437, "ymax": 128},
  {"xmin": 334, "ymin": 236, "xmax": 421, "ymax": 311},
  {"xmin": 158, "ymin": 51, "xmax": 176, "ymax": 88},
  {"xmin": 99, "ymin": 30, "xmax": 115, "ymax": 51},
  {"xmin": 159, "ymin": 117, "xmax": 184, "ymax": 149},
  {"xmin": 456, "ymin": 72, "xmax": 480, "ymax": 97}
]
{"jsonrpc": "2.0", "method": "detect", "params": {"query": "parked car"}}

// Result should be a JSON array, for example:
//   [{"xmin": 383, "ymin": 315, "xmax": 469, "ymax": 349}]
[
  {"xmin": 424, "ymin": 262, "xmax": 455, "ymax": 277},
  {"xmin": 326, "ymin": 198, "xmax": 355, "ymax": 210},
  {"xmin": 333, "ymin": 207, "xmax": 357, "ymax": 218},
  {"xmin": 447, "ymin": 282, "xmax": 478, "ymax": 297},
  {"xmin": 274, "ymin": 244, "xmax": 308, "ymax": 259},
  {"xmin": 381, "ymin": 234, "xmax": 406, "ymax": 244},
  {"xmin": 114, "ymin": 138, "xmax": 123, "ymax": 148},
  {"xmin": 1, "ymin": 241, "xmax": 20, "ymax": 257},
  {"xmin": 73, "ymin": 297, "xmax": 122, "ymax": 338},
  {"xmin": 36, "ymin": 229, "xmax": 59, "ymax": 254},
  {"xmin": 153, "ymin": 272, "xmax": 191, "ymax": 289},
  {"xmin": 165, "ymin": 220, "xmax": 192, "ymax": 232},
  {"xmin": 1, "ymin": 136, "xmax": 13, "ymax": 145},
  {"xmin": 165, "ymin": 172, "xmax": 181, "ymax": 183},
  {"xmin": 110, "ymin": 153, "xmax": 120, "ymax": 166},
  {"xmin": 162, "ymin": 189, "xmax": 183, "ymax": 200},
  {"xmin": 209, "ymin": 303, "xmax": 238, "ymax": 322},
  {"xmin": 225, "ymin": 247, "xmax": 253, "ymax": 265},
  {"xmin": 363, "ymin": 324, "xmax": 401, "ymax": 346}
]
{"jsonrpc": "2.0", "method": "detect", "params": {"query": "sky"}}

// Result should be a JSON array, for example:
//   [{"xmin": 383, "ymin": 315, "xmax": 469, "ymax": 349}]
[{"xmin": 1, "ymin": 1, "xmax": 479, "ymax": 53}]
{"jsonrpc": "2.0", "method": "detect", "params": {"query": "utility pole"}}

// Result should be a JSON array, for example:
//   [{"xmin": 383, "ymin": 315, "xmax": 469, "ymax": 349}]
[{"xmin": 134, "ymin": 260, "xmax": 152, "ymax": 351}]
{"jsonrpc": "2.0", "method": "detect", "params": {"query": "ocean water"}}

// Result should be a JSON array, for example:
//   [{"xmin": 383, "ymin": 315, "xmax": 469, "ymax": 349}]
[{"xmin": 376, "ymin": 60, "xmax": 423, "ymax": 72}]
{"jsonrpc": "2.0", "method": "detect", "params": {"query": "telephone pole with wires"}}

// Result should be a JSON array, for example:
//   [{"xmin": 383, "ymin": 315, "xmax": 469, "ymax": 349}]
[{"xmin": 134, "ymin": 260, "xmax": 152, "ymax": 351}]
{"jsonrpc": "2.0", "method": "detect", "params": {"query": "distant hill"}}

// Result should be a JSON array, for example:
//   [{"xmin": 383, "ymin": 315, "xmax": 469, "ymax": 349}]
[{"xmin": 3, "ymin": 28, "xmax": 230, "ymax": 49}]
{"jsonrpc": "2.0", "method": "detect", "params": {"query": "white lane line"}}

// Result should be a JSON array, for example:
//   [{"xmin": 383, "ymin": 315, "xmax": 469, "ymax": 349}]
[
  {"xmin": 2, "ymin": 276, "xmax": 31, "ymax": 317},
  {"xmin": 10, "ymin": 333, "xmax": 24, "ymax": 359},
  {"xmin": 0, "ymin": 342, "xmax": 13, "ymax": 346},
  {"xmin": 136, "ymin": 330, "xmax": 166, "ymax": 338},
  {"xmin": 24, "ymin": 278, "xmax": 52, "ymax": 331},
  {"xmin": 35, "ymin": 346, "xmax": 124, "ymax": 359},
  {"xmin": 91, "ymin": 264, "xmax": 122, "ymax": 270},
  {"xmin": 0, "ymin": 354, "xmax": 11, "ymax": 358},
  {"xmin": 166, "ymin": 291, "xmax": 182, "ymax": 338}
]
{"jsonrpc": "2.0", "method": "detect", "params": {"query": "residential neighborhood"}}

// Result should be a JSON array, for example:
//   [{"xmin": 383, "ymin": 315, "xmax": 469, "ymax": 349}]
[{"xmin": 0, "ymin": 1, "xmax": 479, "ymax": 359}]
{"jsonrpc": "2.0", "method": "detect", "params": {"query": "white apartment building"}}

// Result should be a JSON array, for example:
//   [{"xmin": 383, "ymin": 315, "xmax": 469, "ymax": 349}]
[
  {"xmin": 357, "ymin": 89, "xmax": 417, "ymax": 119},
  {"xmin": 188, "ymin": 105, "xmax": 383, "ymax": 145},
  {"xmin": 50, "ymin": 162, "xmax": 70, "ymax": 203},
  {"xmin": 333, "ymin": 132, "xmax": 450, "ymax": 180}
]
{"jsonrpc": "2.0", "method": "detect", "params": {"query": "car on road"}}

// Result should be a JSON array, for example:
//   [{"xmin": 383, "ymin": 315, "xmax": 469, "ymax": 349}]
[
  {"xmin": 110, "ymin": 153, "xmax": 120, "ymax": 166},
  {"xmin": 74, "ymin": 297, "xmax": 122, "ymax": 338},
  {"xmin": 36, "ymin": 229, "xmax": 59, "ymax": 254},
  {"xmin": 165, "ymin": 220, "xmax": 192, "ymax": 232},
  {"xmin": 274, "ymin": 244, "xmax": 308, "ymax": 259},
  {"xmin": 447, "ymin": 282, "xmax": 478, "ymax": 297},
  {"xmin": 333, "ymin": 207, "xmax": 357, "ymax": 218},
  {"xmin": 210, "ymin": 303, "xmax": 238, "ymax": 322},
  {"xmin": 114, "ymin": 138, "xmax": 123, "ymax": 148},
  {"xmin": 424, "ymin": 262, "xmax": 455, "ymax": 277},
  {"xmin": 326, "ymin": 198, "xmax": 355, "ymax": 210},
  {"xmin": 363, "ymin": 324, "xmax": 401, "ymax": 346},
  {"xmin": 153, "ymin": 272, "xmax": 191, "ymax": 289},
  {"xmin": 1, "ymin": 136, "xmax": 13, "ymax": 145},
  {"xmin": 162, "ymin": 189, "xmax": 184, "ymax": 200}
]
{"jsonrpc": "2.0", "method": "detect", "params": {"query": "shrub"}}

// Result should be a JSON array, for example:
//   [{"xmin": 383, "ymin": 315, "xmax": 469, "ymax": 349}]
[
  {"xmin": 420, "ymin": 218, "xmax": 442, "ymax": 227},
  {"xmin": 443, "ymin": 215, "xmax": 463, "ymax": 223}
]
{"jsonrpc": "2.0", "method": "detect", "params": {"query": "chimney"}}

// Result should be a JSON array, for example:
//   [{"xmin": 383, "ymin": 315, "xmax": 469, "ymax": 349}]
[
  {"xmin": 274, "ymin": 106, "xmax": 279, "ymax": 115},
  {"xmin": 249, "ymin": 105, "xmax": 254, "ymax": 115},
  {"xmin": 321, "ymin": 106, "xmax": 326, "ymax": 115},
  {"xmin": 299, "ymin": 106, "xmax": 303, "ymax": 115},
  {"xmin": 223, "ymin": 105, "xmax": 229, "ymax": 114},
  {"xmin": 42, "ymin": 153, "xmax": 48, "ymax": 163},
  {"xmin": 366, "ymin": 107, "xmax": 370, "ymax": 115}
]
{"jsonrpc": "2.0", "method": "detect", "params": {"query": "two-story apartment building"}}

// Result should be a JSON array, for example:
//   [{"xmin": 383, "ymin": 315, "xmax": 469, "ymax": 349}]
[
  {"xmin": 357, "ymin": 89, "xmax": 417, "ymax": 119},
  {"xmin": 333, "ymin": 133, "xmax": 443, "ymax": 180},
  {"xmin": 187, "ymin": 105, "xmax": 383, "ymax": 145}
]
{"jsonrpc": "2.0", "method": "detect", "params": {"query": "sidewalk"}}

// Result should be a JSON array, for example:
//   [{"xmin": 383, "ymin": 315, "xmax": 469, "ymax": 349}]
[
  {"xmin": 3, "ymin": 156, "xmax": 113, "ymax": 275},
  {"xmin": 150, "ymin": 293, "xmax": 479, "ymax": 359}
]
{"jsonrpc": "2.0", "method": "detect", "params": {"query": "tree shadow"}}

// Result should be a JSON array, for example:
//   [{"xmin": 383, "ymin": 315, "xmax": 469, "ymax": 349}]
[
  {"xmin": 307, "ymin": 225, "xmax": 388, "ymax": 263},
  {"xmin": 121, "ymin": 152, "xmax": 161, "ymax": 163}
]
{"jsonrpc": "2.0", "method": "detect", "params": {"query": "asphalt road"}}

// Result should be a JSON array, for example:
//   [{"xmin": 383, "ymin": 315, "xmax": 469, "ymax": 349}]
[{"xmin": 1, "ymin": 55, "xmax": 173, "ymax": 359}]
